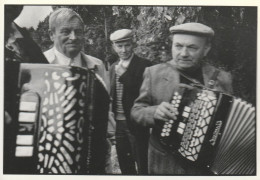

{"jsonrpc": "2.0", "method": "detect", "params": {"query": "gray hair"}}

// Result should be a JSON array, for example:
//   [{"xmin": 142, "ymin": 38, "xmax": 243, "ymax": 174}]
[{"xmin": 49, "ymin": 8, "xmax": 84, "ymax": 32}]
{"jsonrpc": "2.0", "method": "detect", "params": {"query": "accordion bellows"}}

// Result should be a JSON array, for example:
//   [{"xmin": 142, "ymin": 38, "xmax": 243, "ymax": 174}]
[
  {"xmin": 4, "ymin": 63, "xmax": 110, "ymax": 174},
  {"xmin": 157, "ymin": 86, "xmax": 256, "ymax": 175}
]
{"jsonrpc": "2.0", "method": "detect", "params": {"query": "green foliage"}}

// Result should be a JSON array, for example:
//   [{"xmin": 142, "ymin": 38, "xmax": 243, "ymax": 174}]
[{"xmin": 32, "ymin": 6, "xmax": 256, "ymax": 104}]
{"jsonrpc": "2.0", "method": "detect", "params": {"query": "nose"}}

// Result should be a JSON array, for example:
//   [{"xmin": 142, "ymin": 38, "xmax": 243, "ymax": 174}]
[
  {"xmin": 69, "ymin": 31, "xmax": 77, "ymax": 40},
  {"xmin": 180, "ymin": 47, "xmax": 189, "ymax": 57},
  {"xmin": 122, "ymin": 46, "xmax": 126, "ymax": 52}
]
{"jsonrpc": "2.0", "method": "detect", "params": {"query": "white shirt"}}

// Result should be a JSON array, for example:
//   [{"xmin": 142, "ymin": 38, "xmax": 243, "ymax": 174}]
[
  {"xmin": 53, "ymin": 48, "xmax": 81, "ymax": 66},
  {"xmin": 118, "ymin": 53, "xmax": 134, "ymax": 69},
  {"xmin": 115, "ymin": 53, "xmax": 134, "ymax": 76}
]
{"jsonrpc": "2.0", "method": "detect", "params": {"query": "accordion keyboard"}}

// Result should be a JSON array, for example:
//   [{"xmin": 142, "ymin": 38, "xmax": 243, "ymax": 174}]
[{"xmin": 177, "ymin": 91, "xmax": 217, "ymax": 161}]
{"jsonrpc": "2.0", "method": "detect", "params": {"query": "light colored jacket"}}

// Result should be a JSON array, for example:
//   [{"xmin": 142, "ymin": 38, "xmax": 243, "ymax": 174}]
[
  {"xmin": 131, "ymin": 60, "xmax": 233, "ymax": 127},
  {"xmin": 44, "ymin": 47, "xmax": 109, "ymax": 90}
]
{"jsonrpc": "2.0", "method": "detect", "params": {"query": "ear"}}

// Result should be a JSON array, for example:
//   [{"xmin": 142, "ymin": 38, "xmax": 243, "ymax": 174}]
[
  {"xmin": 112, "ymin": 43, "xmax": 116, "ymax": 51},
  {"xmin": 203, "ymin": 44, "xmax": 211, "ymax": 57},
  {"xmin": 49, "ymin": 29, "xmax": 55, "ymax": 42}
]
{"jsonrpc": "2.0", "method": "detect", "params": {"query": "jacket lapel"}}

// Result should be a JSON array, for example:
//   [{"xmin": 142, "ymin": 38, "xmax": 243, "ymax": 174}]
[
  {"xmin": 119, "ymin": 55, "xmax": 138, "ymax": 83},
  {"xmin": 160, "ymin": 60, "xmax": 180, "ymax": 102}
]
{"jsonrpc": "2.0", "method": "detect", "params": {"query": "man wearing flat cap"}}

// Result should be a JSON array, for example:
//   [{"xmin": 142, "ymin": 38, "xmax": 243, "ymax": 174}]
[
  {"xmin": 109, "ymin": 29, "xmax": 152, "ymax": 174},
  {"xmin": 131, "ymin": 23, "xmax": 233, "ymax": 174}
]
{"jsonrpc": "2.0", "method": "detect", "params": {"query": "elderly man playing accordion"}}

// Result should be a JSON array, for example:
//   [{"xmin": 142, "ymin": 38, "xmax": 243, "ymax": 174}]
[{"xmin": 131, "ymin": 23, "xmax": 234, "ymax": 174}]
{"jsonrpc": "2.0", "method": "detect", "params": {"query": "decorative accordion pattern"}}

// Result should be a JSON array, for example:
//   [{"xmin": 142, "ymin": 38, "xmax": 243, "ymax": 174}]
[
  {"xmin": 158, "ymin": 86, "xmax": 256, "ymax": 175},
  {"xmin": 37, "ymin": 71, "xmax": 88, "ymax": 174},
  {"xmin": 178, "ymin": 91, "xmax": 217, "ymax": 162},
  {"xmin": 4, "ymin": 63, "xmax": 109, "ymax": 174}
]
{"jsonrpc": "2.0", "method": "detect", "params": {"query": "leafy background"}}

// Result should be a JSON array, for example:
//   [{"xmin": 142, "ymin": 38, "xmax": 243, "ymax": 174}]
[{"xmin": 29, "ymin": 6, "xmax": 256, "ymax": 105}]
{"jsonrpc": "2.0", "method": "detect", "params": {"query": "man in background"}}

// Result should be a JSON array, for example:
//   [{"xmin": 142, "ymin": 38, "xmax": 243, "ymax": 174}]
[{"xmin": 109, "ymin": 29, "xmax": 152, "ymax": 174}]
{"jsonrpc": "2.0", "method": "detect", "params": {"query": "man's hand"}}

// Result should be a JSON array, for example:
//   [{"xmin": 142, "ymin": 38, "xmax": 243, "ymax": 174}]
[{"xmin": 154, "ymin": 102, "xmax": 178, "ymax": 122}]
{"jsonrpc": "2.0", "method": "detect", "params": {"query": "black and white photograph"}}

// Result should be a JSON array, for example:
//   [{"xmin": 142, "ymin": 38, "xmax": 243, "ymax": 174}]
[{"xmin": 1, "ymin": 1, "xmax": 258, "ymax": 178}]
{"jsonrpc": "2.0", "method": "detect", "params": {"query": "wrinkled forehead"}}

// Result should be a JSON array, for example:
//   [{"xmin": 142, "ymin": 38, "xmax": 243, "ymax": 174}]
[
  {"xmin": 172, "ymin": 33, "xmax": 208, "ymax": 45},
  {"xmin": 52, "ymin": 16, "xmax": 84, "ymax": 30},
  {"xmin": 113, "ymin": 39, "xmax": 133, "ymax": 46}
]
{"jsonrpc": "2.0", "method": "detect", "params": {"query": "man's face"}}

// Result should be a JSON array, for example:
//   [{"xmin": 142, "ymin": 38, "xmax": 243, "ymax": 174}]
[
  {"xmin": 113, "ymin": 40, "xmax": 133, "ymax": 60},
  {"xmin": 171, "ymin": 34, "xmax": 211, "ymax": 71},
  {"xmin": 50, "ymin": 16, "xmax": 84, "ymax": 58}
]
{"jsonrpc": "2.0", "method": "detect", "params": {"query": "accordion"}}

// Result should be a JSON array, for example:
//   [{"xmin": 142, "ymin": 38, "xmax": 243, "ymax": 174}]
[
  {"xmin": 156, "ymin": 84, "xmax": 256, "ymax": 175},
  {"xmin": 4, "ymin": 62, "xmax": 110, "ymax": 174}
]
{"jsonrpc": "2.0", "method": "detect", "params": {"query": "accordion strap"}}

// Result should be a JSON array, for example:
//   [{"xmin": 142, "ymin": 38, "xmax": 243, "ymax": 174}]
[
  {"xmin": 166, "ymin": 62, "xmax": 220, "ymax": 89},
  {"xmin": 208, "ymin": 69, "xmax": 220, "ymax": 89}
]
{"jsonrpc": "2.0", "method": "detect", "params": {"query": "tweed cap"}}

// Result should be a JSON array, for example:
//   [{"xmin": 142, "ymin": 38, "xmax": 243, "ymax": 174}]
[
  {"xmin": 169, "ymin": 23, "xmax": 214, "ymax": 37},
  {"xmin": 110, "ymin": 29, "xmax": 133, "ymax": 42}
]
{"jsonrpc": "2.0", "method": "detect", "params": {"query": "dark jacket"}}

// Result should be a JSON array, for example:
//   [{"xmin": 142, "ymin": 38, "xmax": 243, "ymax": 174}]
[
  {"xmin": 5, "ymin": 23, "xmax": 48, "ymax": 64},
  {"xmin": 110, "ymin": 54, "xmax": 152, "ymax": 133}
]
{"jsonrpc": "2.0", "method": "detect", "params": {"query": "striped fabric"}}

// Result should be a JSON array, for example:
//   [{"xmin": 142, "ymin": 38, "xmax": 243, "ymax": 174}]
[{"xmin": 115, "ymin": 73, "xmax": 126, "ymax": 121}]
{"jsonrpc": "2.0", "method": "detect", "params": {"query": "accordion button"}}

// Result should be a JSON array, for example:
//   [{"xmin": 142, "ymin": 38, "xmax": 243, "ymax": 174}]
[
  {"xmin": 212, "ymin": 100, "xmax": 217, "ymax": 106},
  {"xmin": 161, "ymin": 133, "xmax": 165, "ymax": 137},
  {"xmin": 169, "ymin": 120, "xmax": 174, "ymax": 124},
  {"xmin": 165, "ymin": 132, "xmax": 170, "ymax": 136},
  {"xmin": 179, "ymin": 122, "xmax": 186, "ymax": 129},
  {"xmin": 185, "ymin": 150, "xmax": 192, "ymax": 156},
  {"xmin": 16, "ymin": 135, "xmax": 34, "ymax": 145},
  {"xmin": 194, "ymin": 139, "xmax": 200, "ymax": 146},
  {"xmin": 178, "ymin": 95, "xmax": 182, "ymax": 99},
  {"xmin": 52, "ymin": 147, "xmax": 57, "ymax": 153},
  {"xmin": 201, "ymin": 120, "xmax": 206, "ymax": 127},
  {"xmin": 168, "ymin": 124, "xmax": 172, "ymax": 128},
  {"xmin": 184, "ymin": 106, "xmax": 191, "ymax": 112},
  {"xmin": 38, "ymin": 153, "xmax": 44, "ymax": 161},
  {"xmin": 203, "ymin": 110, "xmax": 209, "ymax": 118},
  {"xmin": 209, "ymin": 108, "xmax": 214, "ymax": 115},
  {"xmin": 166, "ymin": 128, "xmax": 171, "ymax": 132},
  {"xmin": 208, "ymin": 95, "xmax": 216, "ymax": 100},
  {"xmin": 177, "ymin": 127, "xmax": 184, "ymax": 134},
  {"xmin": 162, "ymin": 129, "xmax": 166, "ymax": 133},
  {"xmin": 194, "ymin": 154, "xmax": 198, "ymax": 160},
  {"xmin": 175, "ymin": 104, "xmax": 179, "ymax": 108},
  {"xmin": 196, "ymin": 145, "xmax": 201, "ymax": 152},
  {"xmin": 173, "ymin": 96, "xmax": 177, "ymax": 100},
  {"xmin": 18, "ymin": 112, "xmax": 36, "ymax": 123},
  {"xmin": 182, "ymin": 111, "xmax": 189, "ymax": 118},
  {"xmin": 207, "ymin": 102, "xmax": 213, "ymax": 109},
  {"xmin": 15, "ymin": 146, "xmax": 34, "ymax": 157},
  {"xmin": 199, "ymin": 136, "xmax": 205, "ymax": 143},
  {"xmin": 39, "ymin": 145, "xmax": 44, "ymax": 151},
  {"xmin": 174, "ymin": 92, "xmax": 179, "ymax": 96},
  {"xmin": 206, "ymin": 117, "xmax": 211, "ymax": 124},
  {"xmin": 192, "ymin": 148, "xmax": 197, "ymax": 155},
  {"xmin": 179, "ymin": 146, "xmax": 184, "ymax": 151},
  {"xmin": 164, "ymin": 124, "xmax": 168, "ymax": 128},
  {"xmin": 203, "ymin": 126, "xmax": 208, "ymax": 134},
  {"xmin": 171, "ymin": 100, "xmax": 176, "ymax": 104}
]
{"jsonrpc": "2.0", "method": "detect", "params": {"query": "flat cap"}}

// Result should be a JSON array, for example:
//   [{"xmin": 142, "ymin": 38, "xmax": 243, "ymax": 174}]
[
  {"xmin": 169, "ymin": 23, "xmax": 214, "ymax": 37},
  {"xmin": 110, "ymin": 29, "xmax": 133, "ymax": 42}
]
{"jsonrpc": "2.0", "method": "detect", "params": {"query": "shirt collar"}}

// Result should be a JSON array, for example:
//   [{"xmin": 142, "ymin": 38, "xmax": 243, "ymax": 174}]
[
  {"xmin": 119, "ymin": 53, "xmax": 134, "ymax": 69},
  {"xmin": 53, "ymin": 47, "xmax": 81, "ymax": 66}
]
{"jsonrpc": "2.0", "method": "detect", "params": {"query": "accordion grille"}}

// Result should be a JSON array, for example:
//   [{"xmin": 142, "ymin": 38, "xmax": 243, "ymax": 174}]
[
  {"xmin": 210, "ymin": 98, "xmax": 256, "ymax": 175},
  {"xmin": 36, "ymin": 70, "xmax": 89, "ymax": 174}
]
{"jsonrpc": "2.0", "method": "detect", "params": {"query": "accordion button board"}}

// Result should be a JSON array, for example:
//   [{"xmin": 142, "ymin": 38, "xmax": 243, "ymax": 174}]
[{"xmin": 157, "ymin": 86, "xmax": 256, "ymax": 175}]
